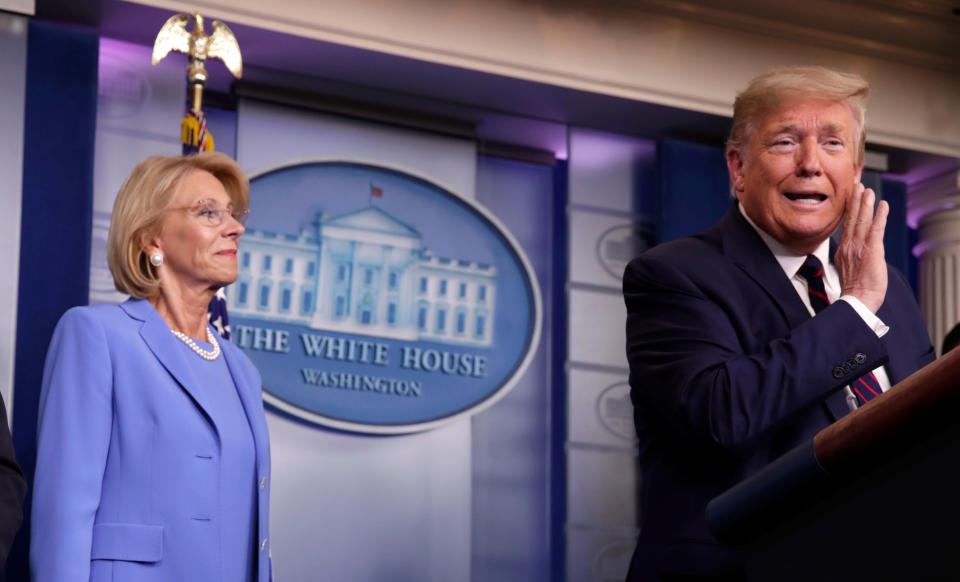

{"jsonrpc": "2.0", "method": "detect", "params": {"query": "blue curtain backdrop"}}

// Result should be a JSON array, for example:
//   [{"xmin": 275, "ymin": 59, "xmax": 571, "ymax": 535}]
[
  {"xmin": 550, "ymin": 159, "xmax": 568, "ymax": 582},
  {"xmin": 879, "ymin": 179, "xmax": 914, "ymax": 292},
  {"xmin": 656, "ymin": 139, "xmax": 731, "ymax": 244},
  {"xmin": 9, "ymin": 21, "xmax": 99, "ymax": 580}
]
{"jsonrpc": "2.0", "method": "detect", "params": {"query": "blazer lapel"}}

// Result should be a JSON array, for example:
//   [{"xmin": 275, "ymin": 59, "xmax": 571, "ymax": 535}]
[
  {"xmin": 222, "ymin": 344, "xmax": 269, "ymax": 473},
  {"xmin": 120, "ymin": 298, "xmax": 223, "ymax": 433},
  {"xmin": 717, "ymin": 205, "xmax": 811, "ymax": 331}
]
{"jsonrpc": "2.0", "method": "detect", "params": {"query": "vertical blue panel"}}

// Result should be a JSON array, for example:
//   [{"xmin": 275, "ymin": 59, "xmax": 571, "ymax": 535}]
[
  {"xmin": 550, "ymin": 159, "xmax": 568, "ymax": 582},
  {"xmin": 880, "ymin": 178, "xmax": 914, "ymax": 294},
  {"xmin": 860, "ymin": 168, "xmax": 883, "ymax": 193},
  {"xmin": 472, "ymin": 156, "xmax": 554, "ymax": 582},
  {"xmin": 657, "ymin": 139, "xmax": 730, "ymax": 244},
  {"xmin": 9, "ymin": 21, "xmax": 98, "ymax": 580},
  {"xmin": 205, "ymin": 106, "xmax": 238, "ymax": 160},
  {"xmin": 860, "ymin": 169, "xmax": 886, "ymax": 262}
]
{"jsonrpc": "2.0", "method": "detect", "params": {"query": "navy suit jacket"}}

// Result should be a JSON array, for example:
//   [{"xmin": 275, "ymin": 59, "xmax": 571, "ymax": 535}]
[
  {"xmin": 31, "ymin": 299, "xmax": 272, "ymax": 581},
  {"xmin": 623, "ymin": 205, "xmax": 934, "ymax": 580}
]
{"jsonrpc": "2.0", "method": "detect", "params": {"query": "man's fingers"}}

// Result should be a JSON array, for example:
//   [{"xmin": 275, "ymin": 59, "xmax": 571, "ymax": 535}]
[
  {"xmin": 841, "ymin": 183, "xmax": 864, "ymax": 245},
  {"xmin": 868, "ymin": 199, "xmax": 889, "ymax": 250},
  {"xmin": 852, "ymin": 186, "xmax": 877, "ymax": 242}
]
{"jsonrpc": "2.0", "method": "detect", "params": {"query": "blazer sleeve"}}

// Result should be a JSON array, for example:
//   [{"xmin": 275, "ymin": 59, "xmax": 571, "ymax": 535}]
[
  {"xmin": 624, "ymin": 254, "xmax": 889, "ymax": 454},
  {"xmin": 31, "ymin": 308, "xmax": 114, "ymax": 582}
]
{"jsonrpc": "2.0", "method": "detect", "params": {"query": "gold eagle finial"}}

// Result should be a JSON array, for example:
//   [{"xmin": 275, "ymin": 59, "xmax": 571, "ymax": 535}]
[
  {"xmin": 152, "ymin": 12, "xmax": 242, "ymax": 85},
  {"xmin": 152, "ymin": 12, "xmax": 243, "ymax": 149}
]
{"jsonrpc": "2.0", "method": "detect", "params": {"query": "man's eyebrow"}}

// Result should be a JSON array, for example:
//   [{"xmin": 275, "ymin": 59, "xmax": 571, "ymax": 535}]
[
  {"xmin": 769, "ymin": 123, "xmax": 800, "ymax": 135},
  {"xmin": 767, "ymin": 122, "xmax": 847, "ymax": 136},
  {"xmin": 818, "ymin": 122, "xmax": 846, "ymax": 135}
]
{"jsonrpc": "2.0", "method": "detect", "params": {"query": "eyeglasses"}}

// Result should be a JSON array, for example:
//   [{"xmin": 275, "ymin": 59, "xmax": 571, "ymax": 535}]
[{"xmin": 169, "ymin": 199, "xmax": 250, "ymax": 227}]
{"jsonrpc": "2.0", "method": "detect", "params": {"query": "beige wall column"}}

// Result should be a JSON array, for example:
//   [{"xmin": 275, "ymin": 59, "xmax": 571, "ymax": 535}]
[{"xmin": 909, "ymin": 170, "xmax": 960, "ymax": 355}]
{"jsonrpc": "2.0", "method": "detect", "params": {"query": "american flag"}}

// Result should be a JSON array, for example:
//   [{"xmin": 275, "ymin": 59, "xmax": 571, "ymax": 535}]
[
  {"xmin": 182, "ymin": 108, "xmax": 230, "ymax": 340},
  {"xmin": 208, "ymin": 288, "xmax": 231, "ymax": 340}
]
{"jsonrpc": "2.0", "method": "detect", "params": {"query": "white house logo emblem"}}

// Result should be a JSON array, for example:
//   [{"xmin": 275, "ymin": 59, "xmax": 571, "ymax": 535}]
[
  {"xmin": 596, "ymin": 224, "xmax": 651, "ymax": 281},
  {"xmin": 226, "ymin": 161, "xmax": 541, "ymax": 433},
  {"xmin": 592, "ymin": 538, "xmax": 636, "ymax": 582},
  {"xmin": 596, "ymin": 382, "xmax": 637, "ymax": 442}
]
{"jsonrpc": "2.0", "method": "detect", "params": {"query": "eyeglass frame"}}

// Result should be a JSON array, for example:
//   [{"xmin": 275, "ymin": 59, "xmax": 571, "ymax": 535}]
[{"xmin": 167, "ymin": 198, "xmax": 251, "ymax": 228}]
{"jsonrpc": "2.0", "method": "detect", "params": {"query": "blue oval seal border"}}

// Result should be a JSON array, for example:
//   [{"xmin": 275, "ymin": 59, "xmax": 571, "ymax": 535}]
[{"xmin": 227, "ymin": 159, "xmax": 542, "ymax": 434}]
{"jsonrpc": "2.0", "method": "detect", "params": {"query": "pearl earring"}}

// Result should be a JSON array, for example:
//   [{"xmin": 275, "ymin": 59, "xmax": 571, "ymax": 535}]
[{"xmin": 150, "ymin": 253, "xmax": 164, "ymax": 267}]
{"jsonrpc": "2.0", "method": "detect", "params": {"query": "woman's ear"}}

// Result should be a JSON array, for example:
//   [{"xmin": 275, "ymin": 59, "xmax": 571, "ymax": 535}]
[{"xmin": 139, "ymin": 231, "xmax": 161, "ymax": 257}]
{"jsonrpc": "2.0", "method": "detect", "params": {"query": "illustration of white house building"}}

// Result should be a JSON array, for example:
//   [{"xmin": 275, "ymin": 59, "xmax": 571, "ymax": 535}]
[{"xmin": 228, "ymin": 206, "xmax": 497, "ymax": 347}]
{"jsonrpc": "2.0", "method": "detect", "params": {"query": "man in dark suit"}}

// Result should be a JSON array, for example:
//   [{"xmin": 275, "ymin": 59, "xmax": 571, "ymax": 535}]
[
  {"xmin": 0, "ymin": 393, "xmax": 26, "ymax": 568},
  {"xmin": 622, "ymin": 66, "xmax": 935, "ymax": 581}
]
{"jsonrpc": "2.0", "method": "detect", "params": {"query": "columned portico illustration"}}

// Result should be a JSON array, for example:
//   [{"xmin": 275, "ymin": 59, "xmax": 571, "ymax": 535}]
[{"xmin": 230, "ymin": 205, "xmax": 497, "ymax": 348}]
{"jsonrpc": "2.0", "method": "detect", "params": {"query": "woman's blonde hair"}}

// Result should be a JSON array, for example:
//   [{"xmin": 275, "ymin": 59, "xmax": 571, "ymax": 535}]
[
  {"xmin": 726, "ymin": 66, "xmax": 870, "ymax": 167},
  {"xmin": 107, "ymin": 152, "xmax": 249, "ymax": 298}
]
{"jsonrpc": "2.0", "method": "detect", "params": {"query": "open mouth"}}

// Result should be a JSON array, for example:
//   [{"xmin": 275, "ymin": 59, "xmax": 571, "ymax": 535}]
[{"xmin": 784, "ymin": 192, "xmax": 827, "ymax": 204}]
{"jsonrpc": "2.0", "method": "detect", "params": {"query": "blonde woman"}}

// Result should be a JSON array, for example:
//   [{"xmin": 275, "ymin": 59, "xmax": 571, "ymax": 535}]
[{"xmin": 32, "ymin": 153, "xmax": 272, "ymax": 581}]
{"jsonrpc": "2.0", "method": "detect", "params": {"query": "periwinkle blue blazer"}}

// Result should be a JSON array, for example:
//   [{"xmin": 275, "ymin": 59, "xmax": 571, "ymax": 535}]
[{"xmin": 31, "ymin": 298, "xmax": 272, "ymax": 581}]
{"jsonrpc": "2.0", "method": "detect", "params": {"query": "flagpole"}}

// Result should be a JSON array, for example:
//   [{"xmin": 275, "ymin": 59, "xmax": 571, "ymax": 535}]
[
  {"xmin": 152, "ymin": 12, "xmax": 243, "ymax": 154},
  {"xmin": 369, "ymin": 183, "xmax": 383, "ymax": 206},
  {"xmin": 152, "ymin": 11, "xmax": 244, "ymax": 338}
]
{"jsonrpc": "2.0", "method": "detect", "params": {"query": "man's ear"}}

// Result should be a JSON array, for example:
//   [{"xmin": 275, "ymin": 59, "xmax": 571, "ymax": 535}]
[
  {"xmin": 726, "ymin": 148, "xmax": 746, "ymax": 194},
  {"xmin": 853, "ymin": 163, "xmax": 863, "ymax": 186}
]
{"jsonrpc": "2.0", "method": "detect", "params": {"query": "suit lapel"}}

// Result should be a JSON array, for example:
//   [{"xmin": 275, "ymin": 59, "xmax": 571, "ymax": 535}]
[
  {"xmin": 120, "ymin": 298, "xmax": 224, "ymax": 434},
  {"xmin": 717, "ymin": 205, "xmax": 811, "ymax": 331},
  {"xmin": 222, "ymin": 344, "xmax": 269, "ymax": 473}
]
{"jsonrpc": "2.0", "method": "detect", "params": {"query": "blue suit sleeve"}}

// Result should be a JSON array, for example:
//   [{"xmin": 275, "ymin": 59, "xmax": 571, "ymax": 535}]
[{"xmin": 31, "ymin": 307, "xmax": 113, "ymax": 581}]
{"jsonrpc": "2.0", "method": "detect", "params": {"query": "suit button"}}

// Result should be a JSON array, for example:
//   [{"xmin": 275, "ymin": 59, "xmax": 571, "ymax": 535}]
[
  {"xmin": 261, "ymin": 538, "xmax": 267, "ymax": 552},
  {"xmin": 260, "ymin": 476, "xmax": 267, "ymax": 490},
  {"xmin": 833, "ymin": 366, "xmax": 845, "ymax": 379},
  {"xmin": 855, "ymin": 353, "xmax": 866, "ymax": 364}
]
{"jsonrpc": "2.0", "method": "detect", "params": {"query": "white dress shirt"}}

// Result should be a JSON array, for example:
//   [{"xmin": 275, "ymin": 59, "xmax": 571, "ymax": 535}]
[{"xmin": 738, "ymin": 204, "xmax": 891, "ymax": 411}]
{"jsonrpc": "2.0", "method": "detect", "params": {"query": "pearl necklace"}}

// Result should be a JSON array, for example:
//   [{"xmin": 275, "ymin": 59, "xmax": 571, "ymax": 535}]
[{"xmin": 171, "ymin": 327, "xmax": 221, "ymax": 361}]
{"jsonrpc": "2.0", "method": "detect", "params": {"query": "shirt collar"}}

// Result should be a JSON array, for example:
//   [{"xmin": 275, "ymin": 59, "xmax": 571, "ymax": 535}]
[{"xmin": 738, "ymin": 202, "xmax": 832, "ymax": 280}]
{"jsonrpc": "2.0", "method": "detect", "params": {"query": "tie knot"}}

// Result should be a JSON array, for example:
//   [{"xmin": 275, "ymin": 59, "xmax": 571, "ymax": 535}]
[{"xmin": 798, "ymin": 255, "xmax": 824, "ymax": 281}]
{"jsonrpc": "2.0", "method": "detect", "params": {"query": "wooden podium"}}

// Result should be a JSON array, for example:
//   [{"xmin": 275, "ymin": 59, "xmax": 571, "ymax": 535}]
[{"xmin": 706, "ymin": 347, "xmax": 960, "ymax": 581}]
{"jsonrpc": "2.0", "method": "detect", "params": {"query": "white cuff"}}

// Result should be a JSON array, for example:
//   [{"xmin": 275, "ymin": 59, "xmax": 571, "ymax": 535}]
[{"xmin": 838, "ymin": 295, "xmax": 890, "ymax": 338}]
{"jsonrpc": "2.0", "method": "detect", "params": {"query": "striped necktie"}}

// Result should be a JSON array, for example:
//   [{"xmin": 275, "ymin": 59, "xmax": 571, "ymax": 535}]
[{"xmin": 797, "ymin": 255, "xmax": 883, "ymax": 405}]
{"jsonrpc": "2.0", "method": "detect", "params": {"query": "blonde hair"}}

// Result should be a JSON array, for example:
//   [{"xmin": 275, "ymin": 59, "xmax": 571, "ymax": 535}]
[
  {"xmin": 726, "ymin": 66, "xmax": 870, "ymax": 167},
  {"xmin": 107, "ymin": 152, "xmax": 249, "ymax": 298}
]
